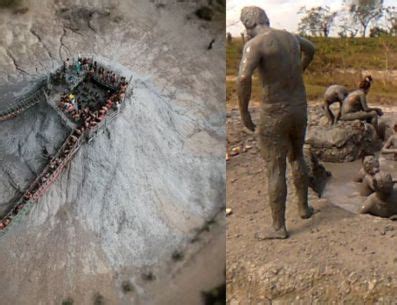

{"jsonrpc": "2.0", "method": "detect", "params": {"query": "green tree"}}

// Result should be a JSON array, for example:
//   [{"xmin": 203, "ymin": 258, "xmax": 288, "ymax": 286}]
[
  {"xmin": 337, "ymin": 11, "xmax": 360, "ymax": 37},
  {"xmin": 298, "ymin": 6, "xmax": 337, "ymax": 37},
  {"xmin": 344, "ymin": 0, "xmax": 384, "ymax": 37},
  {"xmin": 369, "ymin": 26, "xmax": 389, "ymax": 37},
  {"xmin": 384, "ymin": 6, "xmax": 397, "ymax": 35}
]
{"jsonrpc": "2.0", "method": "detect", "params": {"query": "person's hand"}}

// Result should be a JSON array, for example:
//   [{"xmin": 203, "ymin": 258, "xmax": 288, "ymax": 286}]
[
  {"xmin": 376, "ymin": 108, "xmax": 384, "ymax": 116},
  {"xmin": 241, "ymin": 112, "xmax": 256, "ymax": 132}
]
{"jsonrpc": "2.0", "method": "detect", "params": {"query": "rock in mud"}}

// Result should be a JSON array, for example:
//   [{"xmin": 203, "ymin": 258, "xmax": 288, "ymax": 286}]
[
  {"xmin": 306, "ymin": 120, "xmax": 382, "ymax": 163},
  {"xmin": 304, "ymin": 145, "xmax": 331, "ymax": 197}
]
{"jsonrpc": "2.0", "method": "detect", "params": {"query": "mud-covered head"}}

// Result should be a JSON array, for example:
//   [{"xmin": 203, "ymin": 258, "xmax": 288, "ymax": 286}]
[
  {"xmin": 240, "ymin": 6, "xmax": 270, "ymax": 40},
  {"xmin": 359, "ymin": 75, "xmax": 373, "ymax": 94},
  {"xmin": 362, "ymin": 155, "xmax": 380, "ymax": 175},
  {"xmin": 373, "ymin": 172, "xmax": 393, "ymax": 195}
]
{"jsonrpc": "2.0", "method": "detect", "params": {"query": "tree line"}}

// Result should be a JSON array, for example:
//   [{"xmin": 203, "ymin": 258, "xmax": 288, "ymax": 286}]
[{"xmin": 298, "ymin": 0, "xmax": 397, "ymax": 38}]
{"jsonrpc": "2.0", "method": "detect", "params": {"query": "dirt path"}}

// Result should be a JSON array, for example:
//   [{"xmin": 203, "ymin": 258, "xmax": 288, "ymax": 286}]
[{"xmin": 227, "ymin": 106, "xmax": 397, "ymax": 304}]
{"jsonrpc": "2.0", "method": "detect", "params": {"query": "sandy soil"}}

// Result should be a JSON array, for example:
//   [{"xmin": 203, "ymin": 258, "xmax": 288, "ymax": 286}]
[{"xmin": 227, "ymin": 105, "xmax": 397, "ymax": 304}]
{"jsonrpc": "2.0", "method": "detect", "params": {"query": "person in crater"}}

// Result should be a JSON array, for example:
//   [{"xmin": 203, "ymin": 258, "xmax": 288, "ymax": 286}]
[
  {"xmin": 360, "ymin": 172, "xmax": 397, "ymax": 219},
  {"xmin": 340, "ymin": 75, "xmax": 383, "ymax": 136},
  {"xmin": 237, "ymin": 6, "xmax": 315, "ymax": 239},
  {"xmin": 381, "ymin": 123, "xmax": 397, "ymax": 160},
  {"xmin": 323, "ymin": 84, "xmax": 349, "ymax": 125},
  {"xmin": 354, "ymin": 154, "xmax": 380, "ymax": 196}
]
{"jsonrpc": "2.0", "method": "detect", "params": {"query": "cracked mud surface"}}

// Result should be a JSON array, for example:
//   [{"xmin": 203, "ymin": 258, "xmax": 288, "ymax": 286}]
[
  {"xmin": 227, "ymin": 104, "xmax": 397, "ymax": 304},
  {"xmin": 0, "ymin": 1, "xmax": 225, "ymax": 304}
]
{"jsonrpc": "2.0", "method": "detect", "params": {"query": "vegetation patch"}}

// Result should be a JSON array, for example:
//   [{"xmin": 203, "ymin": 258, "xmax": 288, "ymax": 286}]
[
  {"xmin": 0, "ymin": 0, "xmax": 21, "ymax": 8},
  {"xmin": 121, "ymin": 280, "xmax": 134, "ymax": 293},
  {"xmin": 202, "ymin": 282, "xmax": 226, "ymax": 305},
  {"xmin": 227, "ymin": 37, "xmax": 397, "ymax": 106},
  {"xmin": 93, "ymin": 293, "xmax": 105, "ymax": 305},
  {"xmin": 62, "ymin": 298, "xmax": 74, "ymax": 305}
]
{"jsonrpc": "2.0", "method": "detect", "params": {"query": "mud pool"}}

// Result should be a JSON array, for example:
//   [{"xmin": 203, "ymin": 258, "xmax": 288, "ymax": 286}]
[{"xmin": 323, "ymin": 157, "xmax": 397, "ymax": 214}]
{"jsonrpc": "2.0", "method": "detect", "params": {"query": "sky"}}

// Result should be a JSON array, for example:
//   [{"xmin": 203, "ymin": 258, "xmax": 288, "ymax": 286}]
[{"xmin": 226, "ymin": 0, "xmax": 395, "ymax": 36}]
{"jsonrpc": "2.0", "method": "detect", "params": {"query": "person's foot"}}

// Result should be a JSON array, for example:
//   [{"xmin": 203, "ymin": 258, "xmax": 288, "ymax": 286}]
[
  {"xmin": 255, "ymin": 227, "xmax": 288, "ymax": 240},
  {"xmin": 300, "ymin": 206, "xmax": 314, "ymax": 219}
]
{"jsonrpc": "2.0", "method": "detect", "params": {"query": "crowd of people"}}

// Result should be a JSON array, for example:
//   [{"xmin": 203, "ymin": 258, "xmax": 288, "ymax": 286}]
[
  {"xmin": 57, "ymin": 58, "xmax": 129, "ymax": 128},
  {"xmin": 59, "ymin": 56, "xmax": 129, "ymax": 89},
  {"xmin": 0, "ymin": 57, "xmax": 130, "ymax": 231}
]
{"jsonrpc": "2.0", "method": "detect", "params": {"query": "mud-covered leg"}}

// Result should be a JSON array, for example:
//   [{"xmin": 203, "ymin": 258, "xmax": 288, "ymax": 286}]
[
  {"xmin": 289, "ymin": 118, "xmax": 314, "ymax": 219},
  {"xmin": 323, "ymin": 102, "xmax": 334, "ymax": 126},
  {"xmin": 341, "ymin": 111, "xmax": 379, "ymax": 136},
  {"xmin": 370, "ymin": 113, "xmax": 379, "ymax": 136},
  {"xmin": 256, "ymin": 137, "xmax": 288, "ymax": 240},
  {"xmin": 334, "ymin": 101, "xmax": 342, "ymax": 124}
]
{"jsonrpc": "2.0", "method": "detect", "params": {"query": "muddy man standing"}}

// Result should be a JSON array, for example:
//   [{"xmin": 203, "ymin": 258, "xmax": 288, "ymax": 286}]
[{"xmin": 237, "ymin": 6, "xmax": 315, "ymax": 239}]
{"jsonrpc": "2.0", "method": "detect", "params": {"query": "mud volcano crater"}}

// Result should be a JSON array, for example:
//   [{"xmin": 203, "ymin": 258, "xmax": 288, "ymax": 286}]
[{"xmin": 0, "ymin": 57, "xmax": 132, "ymax": 232}]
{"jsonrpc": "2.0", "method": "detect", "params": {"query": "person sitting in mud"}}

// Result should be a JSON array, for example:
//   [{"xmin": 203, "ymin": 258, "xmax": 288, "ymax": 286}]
[
  {"xmin": 354, "ymin": 155, "xmax": 380, "ymax": 196},
  {"xmin": 381, "ymin": 123, "xmax": 397, "ymax": 160},
  {"xmin": 340, "ymin": 75, "xmax": 383, "ymax": 136},
  {"xmin": 323, "ymin": 84, "xmax": 349, "ymax": 125},
  {"xmin": 360, "ymin": 172, "xmax": 397, "ymax": 219}
]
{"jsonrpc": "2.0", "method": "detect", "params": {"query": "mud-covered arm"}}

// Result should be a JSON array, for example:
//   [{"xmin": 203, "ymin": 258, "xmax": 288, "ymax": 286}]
[
  {"xmin": 353, "ymin": 168, "xmax": 365, "ymax": 182},
  {"xmin": 297, "ymin": 36, "xmax": 315, "ymax": 72},
  {"xmin": 237, "ymin": 41, "xmax": 261, "ymax": 131},
  {"xmin": 360, "ymin": 198, "xmax": 375, "ymax": 214},
  {"xmin": 360, "ymin": 94, "xmax": 383, "ymax": 115},
  {"xmin": 364, "ymin": 175, "xmax": 376, "ymax": 191},
  {"xmin": 382, "ymin": 136, "xmax": 397, "ymax": 154}
]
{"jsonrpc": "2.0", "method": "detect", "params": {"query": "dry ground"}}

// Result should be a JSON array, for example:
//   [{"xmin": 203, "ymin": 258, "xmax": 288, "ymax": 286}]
[{"xmin": 226, "ymin": 105, "xmax": 397, "ymax": 304}]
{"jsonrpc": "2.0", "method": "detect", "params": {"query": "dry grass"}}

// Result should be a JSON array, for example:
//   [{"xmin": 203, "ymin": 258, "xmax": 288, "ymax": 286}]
[{"xmin": 227, "ymin": 36, "xmax": 397, "ymax": 106}]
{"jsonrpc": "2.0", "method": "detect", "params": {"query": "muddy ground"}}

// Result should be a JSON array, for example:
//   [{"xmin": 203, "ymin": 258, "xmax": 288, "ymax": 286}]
[{"xmin": 227, "ymin": 104, "xmax": 397, "ymax": 304}]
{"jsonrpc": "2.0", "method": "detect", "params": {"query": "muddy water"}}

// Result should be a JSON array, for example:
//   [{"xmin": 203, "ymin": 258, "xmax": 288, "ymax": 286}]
[{"xmin": 323, "ymin": 157, "xmax": 397, "ymax": 214}]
